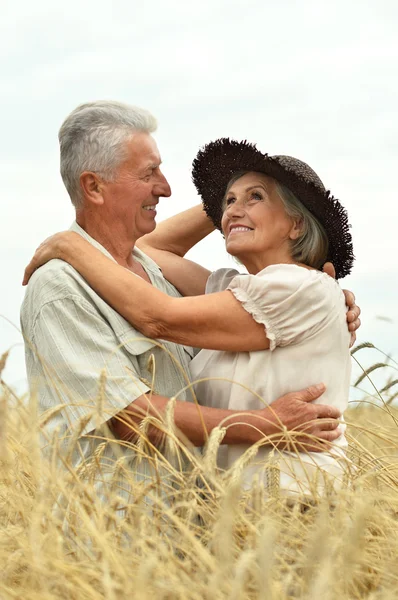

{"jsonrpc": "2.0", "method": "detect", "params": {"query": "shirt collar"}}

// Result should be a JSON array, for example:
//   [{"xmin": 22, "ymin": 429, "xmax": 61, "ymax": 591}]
[{"xmin": 69, "ymin": 221, "xmax": 162, "ymax": 275}]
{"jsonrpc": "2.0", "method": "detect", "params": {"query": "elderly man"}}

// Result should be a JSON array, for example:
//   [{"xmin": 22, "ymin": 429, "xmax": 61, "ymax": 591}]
[{"xmin": 21, "ymin": 100, "xmax": 360, "ymax": 508}]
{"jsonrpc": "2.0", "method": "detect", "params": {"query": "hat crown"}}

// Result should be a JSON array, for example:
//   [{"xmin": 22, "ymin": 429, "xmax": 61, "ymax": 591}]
[{"xmin": 271, "ymin": 155, "xmax": 326, "ymax": 193}]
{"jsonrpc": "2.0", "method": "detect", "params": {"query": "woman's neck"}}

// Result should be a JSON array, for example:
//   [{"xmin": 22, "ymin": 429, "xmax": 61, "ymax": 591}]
[{"xmin": 239, "ymin": 250, "xmax": 296, "ymax": 275}]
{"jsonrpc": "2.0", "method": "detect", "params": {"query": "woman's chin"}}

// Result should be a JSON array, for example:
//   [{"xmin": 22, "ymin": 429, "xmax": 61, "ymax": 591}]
[
  {"xmin": 225, "ymin": 244, "xmax": 238, "ymax": 257},
  {"xmin": 225, "ymin": 239, "xmax": 251, "ymax": 256}
]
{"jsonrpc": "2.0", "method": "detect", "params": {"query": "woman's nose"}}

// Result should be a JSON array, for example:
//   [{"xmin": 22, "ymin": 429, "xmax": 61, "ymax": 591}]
[{"xmin": 226, "ymin": 201, "xmax": 245, "ymax": 218}]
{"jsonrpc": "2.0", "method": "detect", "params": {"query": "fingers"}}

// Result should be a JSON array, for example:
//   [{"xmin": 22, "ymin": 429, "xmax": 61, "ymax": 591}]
[
  {"xmin": 295, "ymin": 427, "xmax": 341, "ymax": 453},
  {"xmin": 344, "ymin": 292, "xmax": 361, "ymax": 332},
  {"xmin": 296, "ymin": 383, "xmax": 326, "ymax": 403},
  {"xmin": 344, "ymin": 291, "xmax": 361, "ymax": 343},
  {"xmin": 348, "ymin": 318, "xmax": 361, "ymax": 333},
  {"xmin": 347, "ymin": 308, "xmax": 359, "ymax": 323},
  {"xmin": 316, "ymin": 428, "xmax": 341, "ymax": 443},
  {"xmin": 317, "ymin": 418, "xmax": 340, "ymax": 431},
  {"xmin": 22, "ymin": 261, "xmax": 36, "ymax": 286},
  {"xmin": 316, "ymin": 404, "xmax": 341, "ymax": 420},
  {"xmin": 349, "ymin": 331, "xmax": 357, "ymax": 349},
  {"xmin": 347, "ymin": 306, "xmax": 361, "ymax": 324},
  {"xmin": 21, "ymin": 232, "xmax": 68, "ymax": 287},
  {"xmin": 283, "ymin": 427, "xmax": 341, "ymax": 453},
  {"xmin": 306, "ymin": 422, "xmax": 342, "ymax": 447},
  {"xmin": 343, "ymin": 289, "xmax": 355, "ymax": 307},
  {"xmin": 348, "ymin": 318, "xmax": 359, "ymax": 330},
  {"xmin": 348, "ymin": 312, "xmax": 360, "ymax": 351}
]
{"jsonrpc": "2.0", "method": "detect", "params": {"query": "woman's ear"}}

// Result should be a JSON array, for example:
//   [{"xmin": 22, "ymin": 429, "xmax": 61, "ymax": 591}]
[
  {"xmin": 289, "ymin": 218, "xmax": 303, "ymax": 240},
  {"xmin": 80, "ymin": 172, "xmax": 105, "ymax": 206}
]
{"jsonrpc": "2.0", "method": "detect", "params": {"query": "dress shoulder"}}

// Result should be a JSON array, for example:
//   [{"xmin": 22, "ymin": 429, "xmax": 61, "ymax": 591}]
[{"xmin": 227, "ymin": 265, "xmax": 345, "ymax": 350}]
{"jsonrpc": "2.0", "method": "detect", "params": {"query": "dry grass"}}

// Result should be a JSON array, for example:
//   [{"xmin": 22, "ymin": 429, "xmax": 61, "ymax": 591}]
[{"xmin": 1, "ymin": 349, "xmax": 398, "ymax": 599}]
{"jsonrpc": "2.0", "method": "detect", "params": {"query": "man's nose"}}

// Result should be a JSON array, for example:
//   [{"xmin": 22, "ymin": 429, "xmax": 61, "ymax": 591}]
[{"xmin": 155, "ymin": 171, "xmax": 172, "ymax": 198}]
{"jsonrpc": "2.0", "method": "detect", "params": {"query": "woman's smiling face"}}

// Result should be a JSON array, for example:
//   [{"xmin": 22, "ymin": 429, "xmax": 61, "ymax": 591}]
[{"xmin": 220, "ymin": 172, "xmax": 300, "ymax": 273}]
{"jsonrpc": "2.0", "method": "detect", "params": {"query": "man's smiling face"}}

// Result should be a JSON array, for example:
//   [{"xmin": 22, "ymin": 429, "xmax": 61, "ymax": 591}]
[{"xmin": 100, "ymin": 132, "xmax": 171, "ymax": 242}]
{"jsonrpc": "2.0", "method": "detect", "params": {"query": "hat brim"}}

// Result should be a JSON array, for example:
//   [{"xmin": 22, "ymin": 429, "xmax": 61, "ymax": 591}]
[{"xmin": 192, "ymin": 138, "xmax": 354, "ymax": 279}]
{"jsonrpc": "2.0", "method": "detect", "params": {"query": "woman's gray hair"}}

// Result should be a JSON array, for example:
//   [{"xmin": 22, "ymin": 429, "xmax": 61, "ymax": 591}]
[
  {"xmin": 274, "ymin": 181, "xmax": 329, "ymax": 269},
  {"xmin": 59, "ymin": 100, "xmax": 158, "ymax": 208}
]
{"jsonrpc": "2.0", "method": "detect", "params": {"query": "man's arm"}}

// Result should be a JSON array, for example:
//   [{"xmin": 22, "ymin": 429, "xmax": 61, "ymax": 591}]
[{"xmin": 111, "ymin": 384, "xmax": 341, "ymax": 452}]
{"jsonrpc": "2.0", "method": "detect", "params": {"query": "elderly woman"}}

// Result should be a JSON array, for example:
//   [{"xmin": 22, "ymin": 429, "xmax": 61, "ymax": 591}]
[{"xmin": 24, "ymin": 139, "xmax": 355, "ymax": 496}]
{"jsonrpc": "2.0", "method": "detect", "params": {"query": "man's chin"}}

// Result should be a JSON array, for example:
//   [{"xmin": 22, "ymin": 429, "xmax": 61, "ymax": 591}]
[{"xmin": 141, "ymin": 220, "xmax": 157, "ymax": 236}]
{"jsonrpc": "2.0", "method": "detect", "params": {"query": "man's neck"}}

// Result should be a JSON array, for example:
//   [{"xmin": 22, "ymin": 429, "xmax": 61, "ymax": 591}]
[{"xmin": 76, "ymin": 212, "xmax": 136, "ymax": 269}]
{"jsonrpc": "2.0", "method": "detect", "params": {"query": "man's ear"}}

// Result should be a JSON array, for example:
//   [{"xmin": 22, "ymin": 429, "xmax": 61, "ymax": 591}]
[
  {"xmin": 323, "ymin": 262, "xmax": 336, "ymax": 279},
  {"xmin": 80, "ymin": 172, "xmax": 105, "ymax": 206}
]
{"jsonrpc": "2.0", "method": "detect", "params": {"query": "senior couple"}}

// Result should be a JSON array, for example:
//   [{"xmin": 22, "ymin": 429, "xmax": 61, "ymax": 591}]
[{"xmin": 22, "ymin": 100, "xmax": 360, "ymax": 503}]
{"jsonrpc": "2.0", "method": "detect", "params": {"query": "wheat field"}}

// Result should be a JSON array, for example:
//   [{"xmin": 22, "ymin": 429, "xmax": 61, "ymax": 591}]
[{"xmin": 1, "ymin": 344, "xmax": 398, "ymax": 599}]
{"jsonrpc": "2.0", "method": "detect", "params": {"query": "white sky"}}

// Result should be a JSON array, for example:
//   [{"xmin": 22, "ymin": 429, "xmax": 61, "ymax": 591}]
[{"xmin": 1, "ymin": 0, "xmax": 397, "ymax": 395}]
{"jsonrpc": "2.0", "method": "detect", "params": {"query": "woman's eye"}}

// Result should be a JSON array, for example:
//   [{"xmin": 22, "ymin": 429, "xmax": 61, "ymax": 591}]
[
  {"xmin": 225, "ymin": 197, "xmax": 235, "ymax": 206},
  {"xmin": 251, "ymin": 191, "xmax": 263, "ymax": 201}
]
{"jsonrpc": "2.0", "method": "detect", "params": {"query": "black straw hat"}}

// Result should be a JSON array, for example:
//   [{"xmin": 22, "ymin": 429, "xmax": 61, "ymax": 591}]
[{"xmin": 192, "ymin": 138, "xmax": 354, "ymax": 279}]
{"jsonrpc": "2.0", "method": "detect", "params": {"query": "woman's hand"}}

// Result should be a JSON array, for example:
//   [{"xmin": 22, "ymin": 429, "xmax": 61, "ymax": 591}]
[
  {"xmin": 323, "ymin": 261, "xmax": 361, "ymax": 347},
  {"xmin": 22, "ymin": 231, "xmax": 80, "ymax": 285}
]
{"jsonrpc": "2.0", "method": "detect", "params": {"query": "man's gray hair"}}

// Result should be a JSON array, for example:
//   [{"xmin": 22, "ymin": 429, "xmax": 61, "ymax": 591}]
[
  {"xmin": 59, "ymin": 100, "xmax": 158, "ymax": 208},
  {"xmin": 274, "ymin": 182, "xmax": 329, "ymax": 269}
]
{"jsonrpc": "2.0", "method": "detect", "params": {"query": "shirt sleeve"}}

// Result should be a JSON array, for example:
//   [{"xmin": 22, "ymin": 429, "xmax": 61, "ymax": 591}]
[
  {"xmin": 205, "ymin": 268, "xmax": 241, "ymax": 294},
  {"xmin": 30, "ymin": 294, "xmax": 150, "ymax": 435},
  {"xmin": 227, "ymin": 265, "xmax": 337, "ymax": 351}
]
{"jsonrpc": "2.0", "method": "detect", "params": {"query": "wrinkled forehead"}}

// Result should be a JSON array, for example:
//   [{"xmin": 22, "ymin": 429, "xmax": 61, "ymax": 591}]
[
  {"xmin": 226, "ymin": 171, "xmax": 275, "ymax": 195},
  {"xmin": 125, "ymin": 132, "xmax": 162, "ymax": 167}
]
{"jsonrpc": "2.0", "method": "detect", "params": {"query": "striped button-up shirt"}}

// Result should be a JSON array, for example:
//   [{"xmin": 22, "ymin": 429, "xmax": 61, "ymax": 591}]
[{"xmin": 21, "ymin": 222, "xmax": 195, "ymax": 510}]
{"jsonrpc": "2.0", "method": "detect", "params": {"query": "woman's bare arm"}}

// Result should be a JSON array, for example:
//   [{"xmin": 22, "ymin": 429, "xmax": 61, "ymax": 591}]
[
  {"xmin": 23, "ymin": 231, "xmax": 362, "ymax": 348},
  {"xmin": 23, "ymin": 232, "xmax": 268, "ymax": 352},
  {"xmin": 136, "ymin": 205, "xmax": 214, "ymax": 296}
]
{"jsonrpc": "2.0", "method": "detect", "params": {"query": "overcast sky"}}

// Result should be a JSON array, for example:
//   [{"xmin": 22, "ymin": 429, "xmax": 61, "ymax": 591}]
[{"xmin": 1, "ymin": 0, "xmax": 397, "ymax": 397}]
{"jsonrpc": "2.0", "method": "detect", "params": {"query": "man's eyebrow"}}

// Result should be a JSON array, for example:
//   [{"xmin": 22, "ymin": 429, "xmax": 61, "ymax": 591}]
[{"xmin": 144, "ymin": 159, "xmax": 162, "ymax": 170}]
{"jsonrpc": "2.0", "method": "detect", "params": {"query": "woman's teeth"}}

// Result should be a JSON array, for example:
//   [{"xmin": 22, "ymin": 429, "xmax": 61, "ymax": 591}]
[{"xmin": 229, "ymin": 227, "xmax": 252, "ymax": 234}]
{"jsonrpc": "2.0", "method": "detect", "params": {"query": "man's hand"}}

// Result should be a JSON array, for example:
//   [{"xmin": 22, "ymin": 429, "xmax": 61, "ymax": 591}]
[
  {"xmin": 261, "ymin": 384, "xmax": 341, "ymax": 453},
  {"xmin": 323, "ymin": 261, "xmax": 361, "ymax": 348},
  {"xmin": 343, "ymin": 289, "xmax": 361, "ymax": 347}
]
